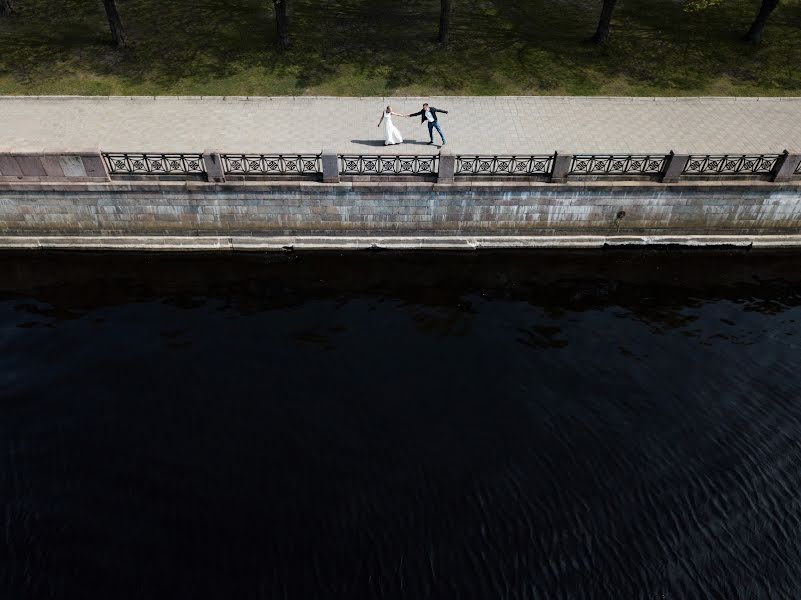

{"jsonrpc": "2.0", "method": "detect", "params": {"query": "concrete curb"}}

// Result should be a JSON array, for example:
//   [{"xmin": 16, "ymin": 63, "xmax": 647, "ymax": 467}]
[{"xmin": 2, "ymin": 235, "xmax": 800, "ymax": 251}]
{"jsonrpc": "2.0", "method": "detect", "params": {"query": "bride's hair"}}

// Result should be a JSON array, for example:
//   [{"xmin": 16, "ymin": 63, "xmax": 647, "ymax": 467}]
[{"xmin": 386, "ymin": 106, "xmax": 392, "ymax": 112}]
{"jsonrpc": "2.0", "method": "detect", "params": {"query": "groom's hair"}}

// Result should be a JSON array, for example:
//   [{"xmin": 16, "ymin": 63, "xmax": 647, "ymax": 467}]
[{"xmin": 423, "ymin": 103, "xmax": 429, "ymax": 108}]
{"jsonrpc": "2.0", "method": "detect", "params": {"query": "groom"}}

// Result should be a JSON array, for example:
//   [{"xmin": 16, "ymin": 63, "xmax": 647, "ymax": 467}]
[{"xmin": 408, "ymin": 103, "xmax": 448, "ymax": 145}]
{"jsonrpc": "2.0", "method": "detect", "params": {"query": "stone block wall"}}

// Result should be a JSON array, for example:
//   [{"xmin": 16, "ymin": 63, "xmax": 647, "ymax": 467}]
[{"xmin": 0, "ymin": 181, "xmax": 800, "ymax": 237}]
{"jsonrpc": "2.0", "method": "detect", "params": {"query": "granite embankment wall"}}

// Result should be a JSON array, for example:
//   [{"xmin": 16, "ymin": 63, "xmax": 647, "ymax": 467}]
[
  {"xmin": 2, "ymin": 148, "xmax": 801, "ymax": 249},
  {"xmin": 1, "ymin": 181, "xmax": 801, "ymax": 245}
]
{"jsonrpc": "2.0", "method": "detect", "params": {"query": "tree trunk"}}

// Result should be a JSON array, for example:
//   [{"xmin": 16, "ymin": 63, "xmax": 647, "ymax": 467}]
[
  {"xmin": 102, "ymin": 0, "xmax": 128, "ymax": 48},
  {"xmin": 0, "ymin": 0, "xmax": 13, "ymax": 16},
  {"xmin": 744, "ymin": 0, "xmax": 780, "ymax": 44},
  {"xmin": 438, "ymin": 0, "xmax": 452, "ymax": 44},
  {"xmin": 591, "ymin": 0, "xmax": 617, "ymax": 45},
  {"xmin": 273, "ymin": 0, "xmax": 289, "ymax": 50}
]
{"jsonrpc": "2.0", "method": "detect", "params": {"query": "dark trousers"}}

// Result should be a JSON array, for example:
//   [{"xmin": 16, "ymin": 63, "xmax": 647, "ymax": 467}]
[{"xmin": 427, "ymin": 121, "xmax": 445, "ymax": 143}]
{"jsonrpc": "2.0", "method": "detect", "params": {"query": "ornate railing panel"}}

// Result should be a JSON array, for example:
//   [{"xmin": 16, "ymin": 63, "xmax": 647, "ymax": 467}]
[
  {"xmin": 222, "ymin": 154, "xmax": 321, "ymax": 175},
  {"xmin": 570, "ymin": 154, "xmax": 667, "ymax": 175},
  {"xmin": 103, "ymin": 152, "xmax": 205, "ymax": 175},
  {"xmin": 683, "ymin": 154, "xmax": 779, "ymax": 175},
  {"xmin": 339, "ymin": 155, "xmax": 439, "ymax": 175},
  {"xmin": 455, "ymin": 155, "xmax": 554, "ymax": 176},
  {"xmin": 100, "ymin": 150, "xmax": 796, "ymax": 180}
]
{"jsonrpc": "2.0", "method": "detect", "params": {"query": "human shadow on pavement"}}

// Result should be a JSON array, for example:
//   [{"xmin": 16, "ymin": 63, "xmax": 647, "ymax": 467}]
[
  {"xmin": 350, "ymin": 140, "xmax": 387, "ymax": 147},
  {"xmin": 351, "ymin": 139, "xmax": 432, "ymax": 148}
]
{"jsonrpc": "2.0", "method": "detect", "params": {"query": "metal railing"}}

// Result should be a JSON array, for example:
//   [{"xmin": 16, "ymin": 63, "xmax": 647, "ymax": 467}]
[
  {"xmin": 570, "ymin": 154, "xmax": 668, "ymax": 175},
  {"xmin": 98, "ymin": 150, "xmax": 800, "ymax": 182},
  {"xmin": 338, "ymin": 155, "xmax": 439, "ymax": 176},
  {"xmin": 683, "ymin": 154, "xmax": 779, "ymax": 175},
  {"xmin": 222, "ymin": 154, "xmax": 321, "ymax": 175},
  {"xmin": 102, "ymin": 152, "xmax": 205, "ymax": 175},
  {"xmin": 456, "ymin": 155, "xmax": 554, "ymax": 176}
]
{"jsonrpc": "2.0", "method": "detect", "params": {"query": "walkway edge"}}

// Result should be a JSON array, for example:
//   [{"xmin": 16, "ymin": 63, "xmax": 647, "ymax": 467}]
[{"xmin": 2, "ymin": 235, "xmax": 801, "ymax": 251}]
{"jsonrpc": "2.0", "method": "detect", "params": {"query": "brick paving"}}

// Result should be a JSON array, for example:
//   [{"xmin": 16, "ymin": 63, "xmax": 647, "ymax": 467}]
[{"xmin": 1, "ymin": 96, "xmax": 800, "ymax": 155}]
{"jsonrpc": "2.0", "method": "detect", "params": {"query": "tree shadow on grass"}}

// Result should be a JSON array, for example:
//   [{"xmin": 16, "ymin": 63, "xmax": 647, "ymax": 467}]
[
  {"xmin": 493, "ymin": 0, "xmax": 801, "ymax": 94},
  {"xmin": 0, "ymin": 0, "xmax": 799, "ymax": 95},
  {"xmin": 0, "ymin": 0, "xmax": 278, "ymax": 90}
]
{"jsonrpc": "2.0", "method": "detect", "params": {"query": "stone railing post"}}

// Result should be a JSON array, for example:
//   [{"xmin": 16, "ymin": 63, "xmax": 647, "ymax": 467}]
[
  {"xmin": 438, "ymin": 149, "xmax": 455, "ymax": 184},
  {"xmin": 550, "ymin": 152, "xmax": 572, "ymax": 183},
  {"xmin": 80, "ymin": 149, "xmax": 111, "ymax": 180},
  {"xmin": 203, "ymin": 150, "xmax": 225, "ymax": 183},
  {"xmin": 661, "ymin": 151, "xmax": 688, "ymax": 183},
  {"xmin": 771, "ymin": 149, "xmax": 801, "ymax": 183},
  {"xmin": 1, "ymin": 150, "xmax": 110, "ymax": 181},
  {"xmin": 321, "ymin": 149, "xmax": 339, "ymax": 183}
]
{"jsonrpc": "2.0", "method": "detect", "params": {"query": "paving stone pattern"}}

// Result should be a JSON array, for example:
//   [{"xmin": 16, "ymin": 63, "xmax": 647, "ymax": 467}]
[{"xmin": 1, "ymin": 96, "xmax": 800, "ymax": 155}]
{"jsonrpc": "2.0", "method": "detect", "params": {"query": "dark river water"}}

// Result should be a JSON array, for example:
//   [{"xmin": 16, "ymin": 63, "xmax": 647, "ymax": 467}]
[{"xmin": 2, "ymin": 249, "xmax": 801, "ymax": 599}]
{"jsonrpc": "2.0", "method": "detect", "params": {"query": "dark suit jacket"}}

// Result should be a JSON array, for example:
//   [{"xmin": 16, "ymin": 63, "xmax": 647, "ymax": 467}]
[{"xmin": 409, "ymin": 107, "xmax": 448, "ymax": 124}]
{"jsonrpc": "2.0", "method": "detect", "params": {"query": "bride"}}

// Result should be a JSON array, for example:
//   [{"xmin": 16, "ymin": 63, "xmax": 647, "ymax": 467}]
[{"xmin": 377, "ymin": 105, "xmax": 404, "ymax": 145}]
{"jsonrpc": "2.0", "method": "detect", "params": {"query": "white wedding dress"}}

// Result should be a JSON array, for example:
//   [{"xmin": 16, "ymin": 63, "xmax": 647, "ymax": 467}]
[{"xmin": 383, "ymin": 112, "xmax": 403, "ymax": 145}]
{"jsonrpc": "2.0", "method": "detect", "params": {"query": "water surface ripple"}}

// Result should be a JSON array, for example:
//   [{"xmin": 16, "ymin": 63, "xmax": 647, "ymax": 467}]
[{"xmin": 2, "ymin": 250, "xmax": 801, "ymax": 599}]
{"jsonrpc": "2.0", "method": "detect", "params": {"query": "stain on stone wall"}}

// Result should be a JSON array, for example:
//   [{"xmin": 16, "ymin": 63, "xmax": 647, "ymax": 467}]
[{"xmin": 0, "ymin": 182, "xmax": 799, "ymax": 236}]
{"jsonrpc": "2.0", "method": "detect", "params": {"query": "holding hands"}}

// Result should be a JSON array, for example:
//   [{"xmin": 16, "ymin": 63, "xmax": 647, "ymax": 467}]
[{"xmin": 377, "ymin": 102, "xmax": 448, "ymax": 145}]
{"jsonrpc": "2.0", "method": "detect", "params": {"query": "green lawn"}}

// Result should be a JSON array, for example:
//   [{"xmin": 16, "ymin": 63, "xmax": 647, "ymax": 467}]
[{"xmin": 0, "ymin": 0, "xmax": 799, "ymax": 96}]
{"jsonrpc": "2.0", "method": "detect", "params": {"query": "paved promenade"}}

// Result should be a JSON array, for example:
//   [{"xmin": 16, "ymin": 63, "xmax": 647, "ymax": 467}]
[{"xmin": 1, "ymin": 96, "xmax": 800, "ymax": 155}]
